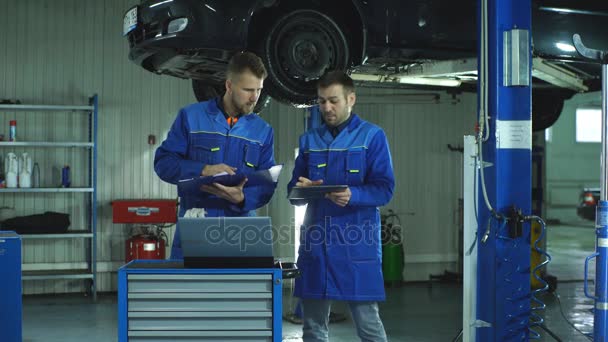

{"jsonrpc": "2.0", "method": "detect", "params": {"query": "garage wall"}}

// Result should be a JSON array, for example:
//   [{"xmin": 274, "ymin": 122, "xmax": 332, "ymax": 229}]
[
  {"xmin": 361, "ymin": 89, "xmax": 475, "ymax": 280},
  {"xmin": 546, "ymin": 91, "xmax": 602, "ymax": 223},
  {"xmin": 0, "ymin": 0, "xmax": 477, "ymax": 294},
  {"xmin": 258, "ymin": 103, "xmax": 307, "ymax": 263}
]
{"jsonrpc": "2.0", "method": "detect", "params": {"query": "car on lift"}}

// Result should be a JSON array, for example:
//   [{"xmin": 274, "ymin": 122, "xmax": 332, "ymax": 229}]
[
  {"xmin": 578, "ymin": 188, "xmax": 600, "ymax": 221},
  {"xmin": 123, "ymin": 0, "xmax": 608, "ymax": 130}
]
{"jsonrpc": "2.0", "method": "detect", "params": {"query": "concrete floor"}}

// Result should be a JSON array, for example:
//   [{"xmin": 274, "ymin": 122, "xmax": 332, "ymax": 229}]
[{"xmin": 21, "ymin": 223, "xmax": 596, "ymax": 341}]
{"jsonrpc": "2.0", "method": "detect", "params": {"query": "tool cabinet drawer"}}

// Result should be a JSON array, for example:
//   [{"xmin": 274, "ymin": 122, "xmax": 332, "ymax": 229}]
[
  {"xmin": 128, "ymin": 311, "xmax": 272, "ymax": 331},
  {"xmin": 127, "ymin": 292, "xmax": 273, "ymax": 312},
  {"xmin": 127, "ymin": 330, "xmax": 272, "ymax": 342},
  {"xmin": 128, "ymin": 274, "xmax": 272, "ymax": 293}
]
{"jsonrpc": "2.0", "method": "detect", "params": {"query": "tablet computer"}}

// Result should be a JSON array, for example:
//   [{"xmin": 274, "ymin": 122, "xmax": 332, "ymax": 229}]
[{"xmin": 288, "ymin": 185, "xmax": 348, "ymax": 200}]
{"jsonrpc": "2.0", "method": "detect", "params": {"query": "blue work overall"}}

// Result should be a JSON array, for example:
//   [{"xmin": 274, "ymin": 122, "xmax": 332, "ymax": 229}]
[{"xmin": 155, "ymin": 99, "xmax": 276, "ymax": 259}]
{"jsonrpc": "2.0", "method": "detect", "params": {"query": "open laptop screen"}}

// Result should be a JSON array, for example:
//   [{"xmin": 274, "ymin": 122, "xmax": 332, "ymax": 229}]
[{"xmin": 179, "ymin": 216, "xmax": 274, "ymax": 268}]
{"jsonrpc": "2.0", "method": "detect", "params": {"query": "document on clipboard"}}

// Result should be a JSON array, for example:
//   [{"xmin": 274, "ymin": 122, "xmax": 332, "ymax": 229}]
[
  {"xmin": 288, "ymin": 185, "xmax": 348, "ymax": 200},
  {"xmin": 178, "ymin": 165, "xmax": 283, "ymax": 197}
]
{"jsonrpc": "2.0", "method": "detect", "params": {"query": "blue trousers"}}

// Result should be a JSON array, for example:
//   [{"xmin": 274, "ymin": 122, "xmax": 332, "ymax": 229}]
[{"xmin": 301, "ymin": 299, "xmax": 388, "ymax": 342}]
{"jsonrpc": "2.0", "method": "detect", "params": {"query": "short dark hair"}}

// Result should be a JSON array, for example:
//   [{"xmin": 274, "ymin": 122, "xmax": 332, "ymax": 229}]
[
  {"xmin": 317, "ymin": 70, "xmax": 355, "ymax": 94},
  {"xmin": 227, "ymin": 51, "xmax": 268, "ymax": 80}
]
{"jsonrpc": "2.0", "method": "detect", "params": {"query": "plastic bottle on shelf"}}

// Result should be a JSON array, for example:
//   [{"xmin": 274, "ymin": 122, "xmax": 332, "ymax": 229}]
[
  {"xmin": 32, "ymin": 162, "xmax": 40, "ymax": 188},
  {"xmin": 18, "ymin": 153, "xmax": 32, "ymax": 188},
  {"xmin": 9, "ymin": 120, "xmax": 16, "ymax": 141},
  {"xmin": 5, "ymin": 153, "xmax": 18, "ymax": 188},
  {"xmin": 0, "ymin": 155, "xmax": 5, "ymax": 188},
  {"xmin": 61, "ymin": 165, "xmax": 71, "ymax": 188}
]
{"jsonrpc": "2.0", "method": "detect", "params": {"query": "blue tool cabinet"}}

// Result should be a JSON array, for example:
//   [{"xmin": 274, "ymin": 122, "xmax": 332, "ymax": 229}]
[
  {"xmin": 0, "ymin": 231, "xmax": 22, "ymax": 342},
  {"xmin": 118, "ymin": 260, "xmax": 283, "ymax": 342}
]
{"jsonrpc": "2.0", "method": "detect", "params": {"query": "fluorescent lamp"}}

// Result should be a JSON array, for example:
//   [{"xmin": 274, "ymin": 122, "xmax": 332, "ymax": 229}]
[
  {"xmin": 398, "ymin": 77, "xmax": 462, "ymax": 87},
  {"xmin": 350, "ymin": 74, "xmax": 387, "ymax": 82},
  {"xmin": 556, "ymin": 42, "xmax": 576, "ymax": 52},
  {"xmin": 532, "ymin": 57, "xmax": 588, "ymax": 92}
]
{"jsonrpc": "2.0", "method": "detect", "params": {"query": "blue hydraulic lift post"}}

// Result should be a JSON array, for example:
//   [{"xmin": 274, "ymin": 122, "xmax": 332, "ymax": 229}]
[
  {"xmin": 596, "ymin": 58, "xmax": 608, "ymax": 342},
  {"xmin": 476, "ymin": 0, "xmax": 532, "ymax": 341},
  {"xmin": 574, "ymin": 33, "xmax": 608, "ymax": 341}
]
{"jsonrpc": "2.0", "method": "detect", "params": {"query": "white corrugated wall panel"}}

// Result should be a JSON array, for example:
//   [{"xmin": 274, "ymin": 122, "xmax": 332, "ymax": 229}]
[
  {"xmin": 0, "ymin": 0, "xmax": 192, "ymax": 294},
  {"xmin": 259, "ymin": 102, "xmax": 307, "ymax": 262},
  {"xmin": 361, "ymin": 87, "xmax": 475, "ymax": 280}
]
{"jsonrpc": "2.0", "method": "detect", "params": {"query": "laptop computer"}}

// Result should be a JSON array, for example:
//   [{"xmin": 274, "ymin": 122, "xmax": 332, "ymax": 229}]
[{"xmin": 179, "ymin": 216, "xmax": 274, "ymax": 268}]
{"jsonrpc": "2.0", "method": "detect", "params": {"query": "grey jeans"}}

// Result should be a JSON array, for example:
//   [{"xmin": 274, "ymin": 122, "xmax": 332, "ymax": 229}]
[{"xmin": 301, "ymin": 299, "xmax": 388, "ymax": 342}]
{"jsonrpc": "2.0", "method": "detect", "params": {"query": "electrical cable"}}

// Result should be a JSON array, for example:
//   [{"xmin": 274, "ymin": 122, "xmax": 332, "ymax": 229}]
[
  {"xmin": 552, "ymin": 291, "xmax": 594, "ymax": 341},
  {"xmin": 477, "ymin": 136, "xmax": 496, "ymax": 215},
  {"xmin": 451, "ymin": 328, "xmax": 463, "ymax": 342},
  {"xmin": 473, "ymin": 151, "xmax": 480, "ymax": 225},
  {"xmin": 480, "ymin": 0, "xmax": 490, "ymax": 142},
  {"xmin": 476, "ymin": 0, "xmax": 496, "ymax": 215},
  {"xmin": 539, "ymin": 324, "xmax": 564, "ymax": 342},
  {"xmin": 479, "ymin": 0, "xmax": 485, "ymax": 137},
  {"xmin": 467, "ymin": 154, "xmax": 480, "ymax": 252}
]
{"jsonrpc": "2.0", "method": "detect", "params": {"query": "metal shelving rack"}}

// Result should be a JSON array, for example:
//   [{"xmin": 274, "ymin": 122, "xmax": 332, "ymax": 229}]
[{"xmin": 0, "ymin": 95, "xmax": 98, "ymax": 300}]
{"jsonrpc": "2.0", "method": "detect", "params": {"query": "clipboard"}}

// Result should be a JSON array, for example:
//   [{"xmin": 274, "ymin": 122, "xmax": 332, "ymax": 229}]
[
  {"xmin": 178, "ymin": 165, "xmax": 282, "ymax": 197},
  {"xmin": 288, "ymin": 185, "xmax": 348, "ymax": 200}
]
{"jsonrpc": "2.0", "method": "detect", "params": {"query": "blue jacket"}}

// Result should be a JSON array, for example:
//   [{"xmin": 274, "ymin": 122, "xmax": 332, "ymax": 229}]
[
  {"xmin": 154, "ymin": 99, "xmax": 276, "ymax": 259},
  {"xmin": 288, "ymin": 114, "xmax": 395, "ymax": 301}
]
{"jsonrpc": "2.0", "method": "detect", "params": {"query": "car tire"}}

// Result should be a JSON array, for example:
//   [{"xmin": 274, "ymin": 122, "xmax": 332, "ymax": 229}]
[
  {"xmin": 191, "ymin": 79, "xmax": 271, "ymax": 114},
  {"xmin": 260, "ymin": 9, "xmax": 350, "ymax": 106},
  {"xmin": 532, "ymin": 88, "xmax": 575, "ymax": 132}
]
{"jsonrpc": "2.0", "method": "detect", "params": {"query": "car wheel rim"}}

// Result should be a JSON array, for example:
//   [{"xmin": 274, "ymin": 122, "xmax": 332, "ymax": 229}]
[
  {"xmin": 279, "ymin": 29, "xmax": 333, "ymax": 79},
  {"xmin": 266, "ymin": 10, "xmax": 349, "ymax": 96}
]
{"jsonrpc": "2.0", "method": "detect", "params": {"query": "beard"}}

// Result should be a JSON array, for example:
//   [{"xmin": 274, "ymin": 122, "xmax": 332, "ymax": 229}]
[
  {"xmin": 322, "ymin": 109, "xmax": 349, "ymax": 126},
  {"xmin": 231, "ymin": 95, "xmax": 256, "ymax": 115}
]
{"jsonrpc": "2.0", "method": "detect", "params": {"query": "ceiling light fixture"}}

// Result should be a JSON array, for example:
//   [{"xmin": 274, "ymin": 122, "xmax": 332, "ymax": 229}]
[
  {"xmin": 398, "ymin": 77, "xmax": 462, "ymax": 87},
  {"xmin": 556, "ymin": 42, "xmax": 576, "ymax": 52}
]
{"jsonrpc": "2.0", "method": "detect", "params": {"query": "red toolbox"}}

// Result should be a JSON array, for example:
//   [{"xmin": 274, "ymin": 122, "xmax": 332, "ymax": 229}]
[{"xmin": 112, "ymin": 199, "xmax": 177, "ymax": 224}]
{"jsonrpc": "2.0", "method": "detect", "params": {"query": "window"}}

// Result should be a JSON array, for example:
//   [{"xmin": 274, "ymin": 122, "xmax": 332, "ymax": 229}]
[{"xmin": 576, "ymin": 108, "xmax": 602, "ymax": 143}]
